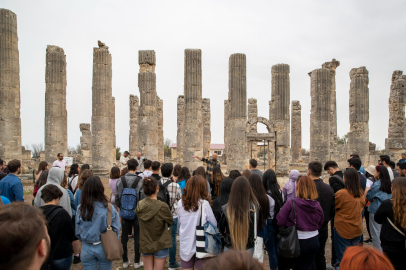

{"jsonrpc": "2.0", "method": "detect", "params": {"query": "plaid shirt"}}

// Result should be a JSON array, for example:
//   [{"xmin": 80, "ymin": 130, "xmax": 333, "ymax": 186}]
[
  {"xmin": 202, "ymin": 158, "xmax": 221, "ymax": 179},
  {"xmin": 160, "ymin": 177, "xmax": 181, "ymax": 217}
]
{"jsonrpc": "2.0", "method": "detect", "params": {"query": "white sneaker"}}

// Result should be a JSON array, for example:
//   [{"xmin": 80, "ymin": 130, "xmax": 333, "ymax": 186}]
[
  {"xmin": 134, "ymin": 261, "xmax": 144, "ymax": 269},
  {"xmin": 123, "ymin": 260, "xmax": 130, "ymax": 269}
]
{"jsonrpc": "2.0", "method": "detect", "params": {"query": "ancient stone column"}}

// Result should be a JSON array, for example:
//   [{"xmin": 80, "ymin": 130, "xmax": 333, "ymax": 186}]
[
  {"xmin": 223, "ymin": 99, "xmax": 229, "ymax": 164},
  {"xmin": 111, "ymin": 96, "xmax": 116, "ymax": 163},
  {"xmin": 270, "ymin": 64, "xmax": 290, "ymax": 176},
  {"xmin": 183, "ymin": 49, "xmax": 203, "ymax": 170},
  {"xmin": 91, "ymin": 41, "xmax": 113, "ymax": 175},
  {"xmin": 80, "ymin": 123, "xmax": 92, "ymax": 165},
  {"xmin": 322, "ymin": 59, "xmax": 340, "ymax": 156},
  {"xmin": 129, "ymin": 95, "xmax": 139, "ymax": 158},
  {"xmin": 137, "ymin": 50, "xmax": 158, "ymax": 161},
  {"xmin": 347, "ymin": 67, "xmax": 369, "ymax": 164},
  {"xmin": 248, "ymin": 98, "xmax": 258, "ymax": 159},
  {"xmin": 291, "ymin": 100, "xmax": 302, "ymax": 163},
  {"xmin": 226, "ymin": 53, "xmax": 247, "ymax": 172},
  {"xmin": 157, "ymin": 97, "xmax": 164, "ymax": 163},
  {"xmin": 385, "ymin": 70, "xmax": 406, "ymax": 155},
  {"xmin": 309, "ymin": 68, "xmax": 332, "ymax": 165},
  {"xmin": 176, "ymin": 95, "xmax": 185, "ymax": 163},
  {"xmin": 202, "ymin": 98, "xmax": 211, "ymax": 158},
  {"xmin": 44, "ymin": 45, "xmax": 68, "ymax": 163},
  {"xmin": 0, "ymin": 9, "xmax": 22, "ymax": 161}
]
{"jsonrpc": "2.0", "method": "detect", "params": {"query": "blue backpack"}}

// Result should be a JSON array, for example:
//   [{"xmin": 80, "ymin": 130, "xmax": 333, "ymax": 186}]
[{"xmin": 120, "ymin": 176, "xmax": 141, "ymax": 220}]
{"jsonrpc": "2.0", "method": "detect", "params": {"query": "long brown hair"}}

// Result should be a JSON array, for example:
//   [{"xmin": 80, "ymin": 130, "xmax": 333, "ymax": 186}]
[
  {"xmin": 36, "ymin": 161, "xmax": 48, "ymax": 175},
  {"xmin": 296, "ymin": 176, "xmax": 318, "ymax": 200},
  {"xmin": 195, "ymin": 166, "xmax": 206, "ymax": 178},
  {"xmin": 248, "ymin": 174, "xmax": 269, "ymax": 231},
  {"xmin": 340, "ymin": 246, "xmax": 394, "ymax": 270},
  {"xmin": 34, "ymin": 170, "xmax": 49, "ymax": 189},
  {"xmin": 392, "ymin": 177, "xmax": 406, "ymax": 228},
  {"xmin": 226, "ymin": 176, "xmax": 259, "ymax": 251},
  {"xmin": 212, "ymin": 166, "xmax": 225, "ymax": 182},
  {"xmin": 344, "ymin": 168, "xmax": 363, "ymax": 198},
  {"xmin": 182, "ymin": 175, "xmax": 212, "ymax": 212},
  {"xmin": 79, "ymin": 176, "xmax": 108, "ymax": 221},
  {"xmin": 78, "ymin": 169, "xmax": 93, "ymax": 190}
]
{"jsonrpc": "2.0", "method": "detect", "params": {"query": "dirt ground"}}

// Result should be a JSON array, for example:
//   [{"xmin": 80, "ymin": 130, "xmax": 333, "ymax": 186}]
[{"xmin": 23, "ymin": 177, "xmax": 372, "ymax": 270}]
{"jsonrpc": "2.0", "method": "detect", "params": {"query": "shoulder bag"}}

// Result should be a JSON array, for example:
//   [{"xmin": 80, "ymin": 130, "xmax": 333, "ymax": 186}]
[
  {"xmin": 196, "ymin": 200, "xmax": 222, "ymax": 258},
  {"xmin": 101, "ymin": 203, "xmax": 123, "ymax": 261},
  {"xmin": 277, "ymin": 198, "xmax": 300, "ymax": 258},
  {"xmin": 253, "ymin": 209, "xmax": 264, "ymax": 262}
]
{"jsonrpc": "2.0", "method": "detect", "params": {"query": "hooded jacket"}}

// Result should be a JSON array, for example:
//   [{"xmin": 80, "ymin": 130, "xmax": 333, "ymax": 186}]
[
  {"xmin": 135, "ymin": 197, "xmax": 174, "ymax": 253},
  {"xmin": 283, "ymin": 170, "xmax": 301, "ymax": 202},
  {"xmin": 34, "ymin": 167, "xmax": 72, "ymax": 217},
  {"xmin": 328, "ymin": 170, "xmax": 345, "ymax": 194}
]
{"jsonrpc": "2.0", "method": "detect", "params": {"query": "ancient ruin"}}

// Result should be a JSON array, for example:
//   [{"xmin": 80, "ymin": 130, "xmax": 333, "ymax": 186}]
[
  {"xmin": 157, "ymin": 97, "xmax": 164, "ymax": 163},
  {"xmin": 80, "ymin": 123, "xmax": 92, "ymax": 165},
  {"xmin": 202, "ymin": 98, "xmax": 211, "ymax": 158},
  {"xmin": 248, "ymin": 98, "xmax": 258, "ymax": 159},
  {"xmin": 176, "ymin": 95, "xmax": 185, "ymax": 164},
  {"xmin": 291, "ymin": 100, "xmax": 302, "ymax": 163},
  {"xmin": 129, "ymin": 95, "xmax": 139, "ymax": 157}
]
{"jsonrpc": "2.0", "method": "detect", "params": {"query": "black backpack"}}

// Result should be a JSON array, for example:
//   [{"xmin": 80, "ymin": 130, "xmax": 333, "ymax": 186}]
[
  {"xmin": 67, "ymin": 175, "xmax": 78, "ymax": 195},
  {"xmin": 267, "ymin": 192, "xmax": 284, "ymax": 227},
  {"xmin": 157, "ymin": 179, "xmax": 173, "ymax": 210}
]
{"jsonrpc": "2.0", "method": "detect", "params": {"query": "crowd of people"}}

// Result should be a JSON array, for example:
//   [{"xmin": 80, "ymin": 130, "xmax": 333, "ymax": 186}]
[{"xmin": 0, "ymin": 151, "xmax": 405, "ymax": 270}]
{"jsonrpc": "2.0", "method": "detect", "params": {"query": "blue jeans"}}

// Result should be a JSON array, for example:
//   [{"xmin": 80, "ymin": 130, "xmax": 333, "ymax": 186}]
[
  {"xmin": 265, "ymin": 219, "xmax": 279, "ymax": 270},
  {"xmin": 333, "ymin": 228, "xmax": 361, "ymax": 267},
  {"xmin": 50, "ymin": 255, "xmax": 72, "ymax": 270},
  {"xmin": 142, "ymin": 248, "xmax": 169, "ymax": 259},
  {"xmin": 169, "ymin": 217, "xmax": 178, "ymax": 267},
  {"xmin": 81, "ymin": 242, "xmax": 112, "ymax": 270}
]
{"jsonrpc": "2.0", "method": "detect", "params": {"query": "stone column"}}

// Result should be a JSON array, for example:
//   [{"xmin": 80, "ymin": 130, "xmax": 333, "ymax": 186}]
[
  {"xmin": 309, "ymin": 68, "xmax": 332, "ymax": 165},
  {"xmin": 44, "ymin": 45, "xmax": 68, "ymax": 163},
  {"xmin": 227, "ymin": 53, "xmax": 247, "ymax": 172},
  {"xmin": 0, "ymin": 9, "xmax": 22, "ymax": 161},
  {"xmin": 157, "ymin": 97, "xmax": 164, "ymax": 163},
  {"xmin": 202, "ymin": 98, "xmax": 211, "ymax": 158},
  {"xmin": 385, "ymin": 70, "xmax": 406, "ymax": 155},
  {"xmin": 91, "ymin": 41, "xmax": 113, "ymax": 175},
  {"xmin": 248, "ymin": 98, "xmax": 258, "ymax": 159},
  {"xmin": 176, "ymin": 95, "xmax": 185, "ymax": 164},
  {"xmin": 129, "ymin": 95, "xmax": 139, "ymax": 158},
  {"xmin": 347, "ymin": 67, "xmax": 369, "ymax": 164},
  {"xmin": 223, "ymin": 100, "xmax": 229, "ymax": 164},
  {"xmin": 183, "ymin": 49, "xmax": 203, "ymax": 170},
  {"xmin": 111, "ymin": 97, "xmax": 116, "ymax": 163},
  {"xmin": 322, "ymin": 59, "xmax": 340, "ymax": 156},
  {"xmin": 137, "ymin": 50, "xmax": 159, "ymax": 161},
  {"xmin": 291, "ymin": 100, "xmax": 302, "ymax": 163},
  {"xmin": 270, "ymin": 64, "xmax": 290, "ymax": 176},
  {"xmin": 80, "ymin": 123, "xmax": 92, "ymax": 165}
]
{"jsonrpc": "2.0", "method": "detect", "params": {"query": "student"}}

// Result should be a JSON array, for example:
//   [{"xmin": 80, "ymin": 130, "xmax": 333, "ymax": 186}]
[
  {"xmin": 75, "ymin": 176, "xmax": 121, "ymax": 270},
  {"xmin": 35, "ymin": 161, "xmax": 49, "ymax": 181},
  {"xmin": 333, "ymin": 168, "xmax": 365, "ymax": 268},
  {"xmin": 388, "ymin": 161, "xmax": 400, "ymax": 178},
  {"xmin": 135, "ymin": 176, "xmax": 174, "ymax": 270},
  {"xmin": 347, "ymin": 158, "xmax": 367, "ymax": 191},
  {"xmin": 109, "ymin": 166, "xmax": 120, "ymax": 212},
  {"xmin": 201, "ymin": 250, "xmax": 266, "ymax": 270},
  {"xmin": 363, "ymin": 165, "xmax": 377, "ymax": 244},
  {"xmin": 178, "ymin": 175, "xmax": 216, "ymax": 270},
  {"xmin": 366, "ymin": 165, "xmax": 392, "ymax": 252},
  {"xmin": 74, "ymin": 169, "xmax": 93, "ymax": 211},
  {"xmin": 229, "ymin": 170, "xmax": 242, "ymax": 180},
  {"xmin": 177, "ymin": 166, "xmax": 191, "ymax": 195},
  {"xmin": 242, "ymin": 169, "xmax": 252, "ymax": 179},
  {"xmin": 40, "ymin": 184, "xmax": 75, "ymax": 270},
  {"xmin": 374, "ymin": 177, "xmax": 406, "ymax": 270},
  {"xmin": 151, "ymin": 161, "xmax": 161, "ymax": 181},
  {"xmin": 282, "ymin": 169, "xmax": 300, "ymax": 202},
  {"xmin": 379, "ymin": 155, "xmax": 394, "ymax": 181},
  {"xmin": 212, "ymin": 166, "xmax": 225, "ymax": 197},
  {"xmin": 67, "ymin": 163, "xmax": 80, "ymax": 194},
  {"xmin": 0, "ymin": 159, "xmax": 24, "ymax": 202},
  {"xmin": 220, "ymin": 176, "xmax": 259, "ymax": 254},
  {"xmin": 138, "ymin": 159, "xmax": 153, "ymax": 178},
  {"xmin": 340, "ymin": 246, "xmax": 395, "ymax": 270},
  {"xmin": 195, "ymin": 166, "xmax": 211, "ymax": 196},
  {"xmin": 0, "ymin": 203, "xmax": 50, "ymax": 270},
  {"xmin": 172, "ymin": 164, "xmax": 182, "ymax": 182},
  {"xmin": 249, "ymin": 159, "xmax": 263, "ymax": 177},
  {"xmin": 277, "ymin": 176, "xmax": 324, "ymax": 270},
  {"xmin": 211, "ymin": 177, "xmax": 234, "ymax": 224},
  {"xmin": 33, "ymin": 170, "xmax": 49, "ymax": 198}
]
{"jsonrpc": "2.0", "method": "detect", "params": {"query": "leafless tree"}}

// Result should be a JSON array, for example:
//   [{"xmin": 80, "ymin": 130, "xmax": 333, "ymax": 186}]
[{"xmin": 25, "ymin": 143, "xmax": 44, "ymax": 158}]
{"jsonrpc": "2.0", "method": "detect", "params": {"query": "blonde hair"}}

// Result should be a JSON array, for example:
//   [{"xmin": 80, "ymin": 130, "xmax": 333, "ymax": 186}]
[
  {"xmin": 392, "ymin": 177, "xmax": 406, "ymax": 228},
  {"xmin": 296, "ymin": 176, "xmax": 318, "ymax": 200}
]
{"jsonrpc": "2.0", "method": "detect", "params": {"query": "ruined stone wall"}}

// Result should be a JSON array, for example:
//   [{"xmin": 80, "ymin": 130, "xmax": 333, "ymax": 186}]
[
  {"xmin": 385, "ymin": 70, "xmax": 406, "ymax": 155},
  {"xmin": 183, "ymin": 49, "xmax": 203, "ymax": 170},
  {"xmin": 248, "ymin": 98, "xmax": 258, "ymax": 159},
  {"xmin": 309, "ymin": 68, "xmax": 332, "ymax": 165},
  {"xmin": 347, "ymin": 67, "xmax": 369, "ymax": 164},
  {"xmin": 270, "ymin": 64, "xmax": 290, "ymax": 175},
  {"xmin": 223, "ymin": 100, "xmax": 229, "ymax": 164},
  {"xmin": 202, "ymin": 98, "xmax": 211, "ymax": 158},
  {"xmin": 176, "ymin": 95, "xmax": 185, "ymax": 164},
  {"xmin": 91, "ymin": 41, "xmax": 113, "ymax": 175},
  {"xmin": 44, "ymin": 45, "xmax": 68, "ymax": 163},
  {"xmin": 227, "ymin": 53, "xmax": 247, "ymax": 172},
  {"xmin": 129, "ymin": 95, "xmax": 139, "ymax": 158},
  {"xmin": 80, "ymin": 123, "xmax": 92, "ymax": 165},
  {"xmin": 137, "ymin": 50, "xmax": 159, "ymax": 161},
  {"xmin": 157, "ymin": 97, "xmax": 164, "ymax": 163},
  {"xmin": 291, "ymin": 100, "xmax": 302, "ymax": 163},
  {"xmin": 0, "ymin": 9, "xmax": 22, "ymax": 161}
]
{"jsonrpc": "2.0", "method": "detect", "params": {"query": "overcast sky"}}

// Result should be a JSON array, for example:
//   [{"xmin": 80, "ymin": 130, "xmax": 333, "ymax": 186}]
[{"xmin": 2, "ymin": 0, "xmax": 406, "ymax": 153}]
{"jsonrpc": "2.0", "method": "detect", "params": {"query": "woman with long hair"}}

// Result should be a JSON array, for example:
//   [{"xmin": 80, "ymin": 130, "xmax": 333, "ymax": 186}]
[
  {"xmin": 363, "ymin": 165, "xmax": 377, "ymax": 243},
  {"xmin": 33, "ymin": 170, "xmax": 49, "ymax": 198},
  {"xmin": 177, "ymin": 166, "xmax": 191, "ymax": 195},
  {"xmin": 262, "ymin": 169, "xmax": 284, "ymax": 270},
  {"xmin": 195, "ymin": 166, "xmax": 211, "ymax": 197},
  {"xmin": 333, "ymin": 168, "xmax": 365, "ymax": 268},
  {"xmin": 108, "ymin": 167, "xmax": 120, "ymax": 212},
  {"xmin": 229, "ymin": 170, "xmax": 241, "ymax": 180},
  {"xmin": 366, "ymin": 165, "xmax": 392, "ymax": 251},
  {"xmin": 219, "ymin": 176, "xmax": 259, "ymax": 254},
  {"xmin": 177, "ymin": 175, "xmax": 216, "ymax": 270},
  {"xmin": 35, "ymin": 161, "xmax": 49, "ymax": 180},
  {"xmin": 74, "ymin": 169, "xmax": 93, "ymax": 211},
  {"xmin": 340, "ymin": 246, "xmax": 395, "ymax": 270},
  {"xmin": 277, "ymin": 176, "xmax": 324, "ymax": 270},
  {"xmin": 212, "ymin": 166, "xmax": 225, "ymax": 197},
  {"xmin": 211, "ymin": 177, "xmax": 233, "ymax": 224},
  {"xmin": 67, "ymin": 163, "xmax": 80, "ymax": 194},
  {"xmin": 248, "ymin": 174, "xmax": 269, "ymax": 237},
  {"xmin": 374, "ymin": 177, "xmax": 406, "ymax": 270},
  {"xmin": 172, "ymin": 164, "xmax": 182, "ymax": 182},
  {"xmin": 75, "ymin": 176, "xmax": 120, "ymax": 270}
]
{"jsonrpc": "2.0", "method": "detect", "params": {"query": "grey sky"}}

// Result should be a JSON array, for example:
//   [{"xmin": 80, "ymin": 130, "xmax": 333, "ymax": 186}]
[{"xmin": 3, "ymin": 0, "xmax": 406, "ymax": 153}]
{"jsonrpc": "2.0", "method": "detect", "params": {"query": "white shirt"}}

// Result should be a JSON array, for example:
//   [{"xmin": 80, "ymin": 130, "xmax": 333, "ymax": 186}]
[
  {"xmin": 388, "ymin": 168, "xmax": 394, "ymax": 181},
  {"xmin": 68, "ymin": 174, "xmax": 79, "ymax": 191},
  {"xmin": 177, "ymin": 199, "xmax": 217, "ymax": 262},
  {"xmin": 297, "ymin": 230, "xmax": 318, "ymax": 239},
  {"xmin": 53, "ymin": 160, "xmax": 67, "ymax": 170},
  {"xmin": 267, "ymin": 195, "xmax": 276, "ymax": 219},
  {"xmin": 366, "ymin": 179, "xmax": 374, "ymax": 188},
  {"xmin": 120, "ymin": 155, "xmax": 129, "ymax": 170}
]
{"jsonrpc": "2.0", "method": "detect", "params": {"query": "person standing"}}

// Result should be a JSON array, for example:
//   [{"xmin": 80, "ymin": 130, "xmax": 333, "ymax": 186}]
[
  {"xmin": 212, "ymin": 166, "xmax": 225, "ymax": 197},
  {"xmin": 0, "ymin": 160, "xmax": 24, "ymax": 202},
  {"xmin": 398, "ymin": 153, "xmax": 406, "ymax": 163},
  {"xmin": 379, "ymin": 155, "xmax": 394, "ymax": 181},
  {"xmin": 388, "ymin": 161, "xmax": 400, "ymax": 178},
  {"xmin": 211, "ymin": 177, "xmax": 234, "ymax": 225},
  {"xmin": 151, "ymin": 161, "xmax": 161, "ymax": 181},
  {"xmin": 192, "ymin": 153, "xmax": 221, "ymax": 195},
  {"xmin": 35, "ymin": 161, "xmax": 49, "ymax": 181},
  {"xmin": 397, "ymin": 162, "xmax": 406, "ymax": 177},
  {"xmin": 120, "ymin": 151, "xmax": 130, "ymax": 170},
  {"xmin": 347, "ymin": 158, "xmax": 367, "ymax": 191},
  {"xmin": 249, "ymin": 159, "xmax": 263, "ymax": 178},
  {"xmin": 282, "ymin": 169, "xmax": 301, "ymax": 202},
  {"xmin": 0, "ymin": 158, "xmax": 8, "ymax": 174},
  {"xmin": 135, "ymin": 152, "xmax": 146, "ymax": 174},
  {"xmin": 176, "ymin": 167, "xmax": 191, "ymax": 195},
  {"xmin": 135, "ymin": 176, "xmax": 174, "ymax": 270},
  {"xmin": 109, "ymin": 167, "xmax": 121, "ymax": 212},
  {"xmin": 67, "ymin": 164, "xmax": 80, "ymax": 194},
  {"xmin": 53, "ymin": 153, "xmax": 67, "ymax": 172}
]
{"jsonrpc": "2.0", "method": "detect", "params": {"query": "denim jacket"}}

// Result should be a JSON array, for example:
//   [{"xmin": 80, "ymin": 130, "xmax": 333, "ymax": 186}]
[
  {"xmin": 75, "ymin": 201, "xmax": 121, "ymax": 243},
  {"xmin": 67, "ymin": 189, "xmax": 76, "ymax": 216},
  {"xmin": 366, "ymin": 180, "xmax": 392, "ymax": 214}
]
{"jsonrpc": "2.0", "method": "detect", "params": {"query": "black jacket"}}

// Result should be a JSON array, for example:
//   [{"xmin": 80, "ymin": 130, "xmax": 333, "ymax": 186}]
[
  {"xmin": 328, "ymin": 171, "xmax": 345, "ymax": 194},
  {"xmin": 152, "ymin": 174, "xmax": 161, "ymax": 181},
  {"xmin": 314, "ymin": 179, "xmax": 335, "ymax": 223},
  {"xmin": 212, "ymin": 198, "xmax": 223, "ymax": 225},
  {"xmin": 41, "ymin": 205, "xmax": 75, "ymax": 260}
]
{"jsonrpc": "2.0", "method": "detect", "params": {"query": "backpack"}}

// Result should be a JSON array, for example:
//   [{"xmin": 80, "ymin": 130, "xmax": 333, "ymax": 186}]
[
  {"xmin": 120, "ymin": 176, "xmax": 141, "ymax": 220},
  {"xmin": 68, "ymin": 175, "xmax": 78, "ymax": 195},
  {"xmin": 157, "ymin": 179, "xmax": 173, "ymax": 210}
]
